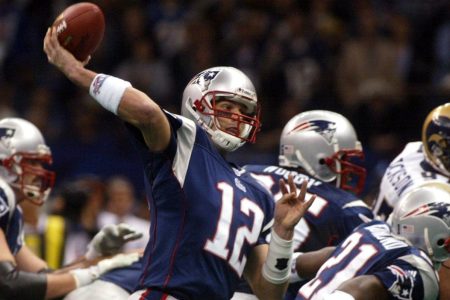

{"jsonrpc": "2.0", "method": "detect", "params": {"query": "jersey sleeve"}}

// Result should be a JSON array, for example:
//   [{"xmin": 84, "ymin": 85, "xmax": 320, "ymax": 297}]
[
  {"xmin": 0, "ymin": 181, "xmax": 23, "ymax": 255},
  {"xmin": 372, "ymin": 256, "xmax": 438, "ymax": 300}
]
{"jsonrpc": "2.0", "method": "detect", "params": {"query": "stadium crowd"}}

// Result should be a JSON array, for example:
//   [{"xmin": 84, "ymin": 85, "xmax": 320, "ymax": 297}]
[{"xmin": 0, "ymin": 0, "xmax": 449, "ymax": 200}]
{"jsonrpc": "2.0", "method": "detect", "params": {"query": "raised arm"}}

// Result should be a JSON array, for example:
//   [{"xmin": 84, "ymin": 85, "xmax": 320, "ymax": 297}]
[
  {"xmin": 43, "ymin": 27, "xmax": 170, "ymax": 152},
  {"xmin": 244, "ymin": 176, "xmax": 316, "ymax": 300}
]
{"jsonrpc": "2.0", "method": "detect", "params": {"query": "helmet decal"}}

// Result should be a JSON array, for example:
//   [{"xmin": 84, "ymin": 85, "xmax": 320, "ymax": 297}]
[
  {"xmin": 288, "ymin": 120, "xmax": 337, "ymax": 144},
  {"xmin": 404, "ymin": 201, "xmax": 450, "ymax": 221},
  {"xmin": 191, "ymin": 70, "xmax": 220, "ymax": 92},
  {"xmin": 0, "ymin": 127, "xmax": 16, "ymax": 140}
]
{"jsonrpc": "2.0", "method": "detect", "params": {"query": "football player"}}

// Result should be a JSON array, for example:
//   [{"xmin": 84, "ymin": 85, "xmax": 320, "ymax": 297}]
[
  {"xmin": 0, "ymin": 118, "xmax": 140, "ymax": 299},
  {"xmin": 372, "ymin": 103, "xmax": 450, "ymax": 299},
  {"xmin": 293, "ymin": 181, "xmax": 450, "ymax": 300},
  {"xmin": 44, "ymin": 26, "xmax": 315, "ymax": 300},
  {"xmin": 234, "ymin": 110, "xmax": 373, "ymax": 300}
]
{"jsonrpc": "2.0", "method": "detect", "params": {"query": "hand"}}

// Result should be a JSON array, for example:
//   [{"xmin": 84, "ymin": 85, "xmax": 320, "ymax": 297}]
[
  {"xmin": 96, "ymin": 252, "xmax": 140, "ymax": 274},
  {"xmin": 70, "ymin": 252, "xmax": 140, "ymax": 288},
  {"xmin": 273, "ymin": 175, "xmax": 316, "ymax": 240},
  {"xmin": 85, "ymin": 223, "xmax": 144, "ymax": 259},
  {"xmin": 43, "ymin": 27, "xmax": 90, "ymax": 72}
]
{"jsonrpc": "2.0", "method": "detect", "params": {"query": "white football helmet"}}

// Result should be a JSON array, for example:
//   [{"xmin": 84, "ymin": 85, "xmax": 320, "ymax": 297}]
[
  {"xmin": 181, "ymin": 66, "xmax": 261, "ymax": 152},
  {"xmin": 279, "ymin": 110, "xmax": 365, "ymax": 194},
  {"xmin": 0, "ymin": 118, "xmax": 55, "ymax": 205},
  {"xmin": 422, "ymin": 103, "xmax": 450, "ymax": 176},
  {"xmin": 390, "ymin": 181, "xmax": 450, "ymax": 265}
]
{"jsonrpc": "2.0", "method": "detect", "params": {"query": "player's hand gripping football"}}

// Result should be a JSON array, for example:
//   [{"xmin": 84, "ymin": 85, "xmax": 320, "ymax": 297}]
[
  {"xmin": 43, "ymin": 26, "xmax": 90, "ymax": 72},
  {"xmin": 85, "ymin": 223, "xmax": 144, "ymax": 260},
  {"xmin": 273, "ymin": 175, "xmax": 316, "ymax": 240}
]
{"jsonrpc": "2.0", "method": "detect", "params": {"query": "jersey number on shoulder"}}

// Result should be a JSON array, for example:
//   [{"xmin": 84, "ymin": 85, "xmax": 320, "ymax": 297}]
[
  {"xmin": 204, "ymin": 182, "xmax": 264, "ymax": 275},
  {"xmin": 299, "ymin": 232, "xmax": 377, "ymax": 299}
]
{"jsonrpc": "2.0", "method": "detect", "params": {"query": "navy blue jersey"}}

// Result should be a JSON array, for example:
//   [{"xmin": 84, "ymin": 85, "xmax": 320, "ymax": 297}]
[
  {"xmin": 126, "ymin": 112, "xmax": 274, "ymax": 300},
  {"xmin": 241, "ymin": 165, "xmax": 374, "ymax": 299},
  {"xmin": 244, "ymin": 165, "xmax": 374, "ymax": 252},
  {"xmin": 296, "ymin": 221, "xmax": 439, "ymax": 300},
  {"xmin": 0, "ymin": 179, "xmax": 23, "ymax": 255}
]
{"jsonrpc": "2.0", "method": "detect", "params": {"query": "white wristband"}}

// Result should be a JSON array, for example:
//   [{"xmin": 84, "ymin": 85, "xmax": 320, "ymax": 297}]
[
  {"xmin": 69, "ymin": 266, "xmax": 100, "ymax": 288},
  {"xmin": 323, "ymin": 290, "xmax": 355, "ymax": 300},
  {"xmin": 262, "ymin": 230, "xmax": 293, "ymax": 284},
  {"xmin": 289, "ymin": 252, "xmax": 303, "ymax": 282},
  {"xmin": 89, "ymin": 74, "xmax": 131, "ymax": 115}
]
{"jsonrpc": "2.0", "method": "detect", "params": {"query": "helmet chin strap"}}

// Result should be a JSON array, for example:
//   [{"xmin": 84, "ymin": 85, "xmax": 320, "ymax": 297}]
[{"xmin": 211, "ymin": 130, "xmax": 243, "ymax": 152}]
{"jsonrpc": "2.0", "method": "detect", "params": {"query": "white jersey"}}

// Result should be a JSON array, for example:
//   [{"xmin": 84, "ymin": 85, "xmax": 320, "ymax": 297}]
[{"xmin": 372, "ymin": 141, "xmax": 450, "ymax": 220}]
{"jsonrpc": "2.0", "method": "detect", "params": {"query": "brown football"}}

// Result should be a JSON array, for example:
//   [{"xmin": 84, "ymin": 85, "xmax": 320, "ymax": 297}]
[{"xmin": 53, "ymin": 2, "xmax": 105, "ymax": 61}]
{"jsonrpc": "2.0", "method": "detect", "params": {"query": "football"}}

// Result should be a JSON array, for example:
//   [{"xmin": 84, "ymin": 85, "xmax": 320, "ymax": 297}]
[{"xmin": 53, "ymin": 2, "xmax": 105, "ymax": 61}]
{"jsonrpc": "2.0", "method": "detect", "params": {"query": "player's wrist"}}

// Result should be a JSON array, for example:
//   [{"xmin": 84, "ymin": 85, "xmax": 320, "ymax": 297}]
[
  {"xmin": 272, "ymin": 224, "xmax": 294, "ymax": 240},
  {"xmin": 89, "ymin": 74, "xmax": 131, "ymax": 115},
  {"xmin": 262, "ymin": 229, "xmax": 293, "ymax": 284}
]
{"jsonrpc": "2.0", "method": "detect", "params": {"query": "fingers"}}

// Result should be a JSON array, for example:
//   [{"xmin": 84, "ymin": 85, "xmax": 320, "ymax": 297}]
[{"xmin": 279, "ymin": 175, "xmax": 297, "ymax": 195}]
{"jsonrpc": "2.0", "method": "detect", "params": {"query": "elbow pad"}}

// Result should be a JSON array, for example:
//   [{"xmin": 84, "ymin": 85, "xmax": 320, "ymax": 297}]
[{"xmin": 0, "ymin": 261, "xmax": 47, "ymax": 300}]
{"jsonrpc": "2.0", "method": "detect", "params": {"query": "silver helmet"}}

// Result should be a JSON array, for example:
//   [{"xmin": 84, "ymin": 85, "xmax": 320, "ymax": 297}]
[
  {"xmin": 422, "ymin": 103, "xmax": 450, "ymax": 176},
  {"xmin": 0, "ymin": 118, "xmax": 55, "ymax": 205},
  {"xmin": 390, "ymin": 181, "xmax": 450, "ymax": 265},
  {"xmin": 181, "ymin": 66, "xmax": 261, "ymax": 152},
  {"xmin": 279, "ymin": 110, "xmax": 365, "ymax": 194}
]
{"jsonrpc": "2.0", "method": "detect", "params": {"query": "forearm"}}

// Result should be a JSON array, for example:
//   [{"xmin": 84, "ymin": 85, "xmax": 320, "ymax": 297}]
[
  {"xmin": 45, "ymin": 273, "xmax": 77, "ymax": 299},
  {"xmin": 295, "ymin": 247, "xmax": 335, "ymax": 279},
  {"xmin": 251, "ymin": 274, "xmax": 288, "ymax": 300},
  {"xmin": 58, "ymin": 56, "xmax": 97, "ymax": 90}
]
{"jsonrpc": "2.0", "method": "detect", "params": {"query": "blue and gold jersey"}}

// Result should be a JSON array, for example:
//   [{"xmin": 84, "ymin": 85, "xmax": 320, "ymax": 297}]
[{"xmin": 126, "ymin": 112, "xmax": 274, "ymax": 300}]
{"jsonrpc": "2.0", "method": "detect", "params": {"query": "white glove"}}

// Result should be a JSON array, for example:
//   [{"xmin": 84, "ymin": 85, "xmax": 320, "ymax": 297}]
[
  {"xmin": 85, "ymin": 223, "xmax": 143, "ymax": 259},
  {"xmin": 70, "ymin": 252, "xmax": 140, "ymax": 288}
]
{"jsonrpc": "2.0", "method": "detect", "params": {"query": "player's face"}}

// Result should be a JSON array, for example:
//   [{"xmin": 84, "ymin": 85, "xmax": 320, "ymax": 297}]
[{"xmin": 214, "ymin": 100, "xmax": 248, "ymax": 136}]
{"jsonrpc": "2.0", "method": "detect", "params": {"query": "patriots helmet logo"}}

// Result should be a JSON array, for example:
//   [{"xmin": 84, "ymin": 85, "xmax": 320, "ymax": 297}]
[
  {"xmin": 287, "ymin": 120, "xmax": 336, "ymax": 144},
  {"xmin": 0, "ymin": 127, "xmax": 15, "ymax": 139},
  {"xmin": 191, "ymin": 70, "xmax": 220, "ymax": 92},
  {"xmin": 405, "ymin": 201, "xmax": 450, "ymax": 224}
]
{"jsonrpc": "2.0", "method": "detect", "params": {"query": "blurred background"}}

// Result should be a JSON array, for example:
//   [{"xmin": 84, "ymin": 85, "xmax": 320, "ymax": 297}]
[{"xmin": 1, "ymin": 0, "xmax": 449, "ymax": 207}]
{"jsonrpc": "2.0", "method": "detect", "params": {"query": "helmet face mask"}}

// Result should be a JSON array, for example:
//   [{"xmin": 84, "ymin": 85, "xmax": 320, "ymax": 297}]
[
  {"xmin": 422, "ymin": 103, "xmax": 450, "ymax": 176},
  {"xmin": 279, "ymin": 110, "xmax": 366, "ymax": 195},
  {"xmin": 181, "ymin": 67, "xmax": 261, "ymax": 152},
  {"xmin": 0, "ymin": 118, "xmax": 55, "ymax": 205},
  {"xmin": 390, "ymin": 182, "xmax": 450, "ymax": 265},
  {"xmin": 324, "ymin": 149, "xmax": 366, "ymax": 195}
]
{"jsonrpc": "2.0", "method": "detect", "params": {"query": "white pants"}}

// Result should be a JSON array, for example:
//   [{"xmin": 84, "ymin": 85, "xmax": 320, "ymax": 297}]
[
  {"xmin": 64, "ymin": 280, "xmax": 130, "ymax": 300},
  {"xmin": 127, "ymin": 289, "xmax": 257, "ymax": 300},
  {"xmin": 230, "ymin": 292, "xmax": 259, "ymax": 300},
  {"xmin": 128, "ymin": 289, "xmax": 179, "ymax": 300}
]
